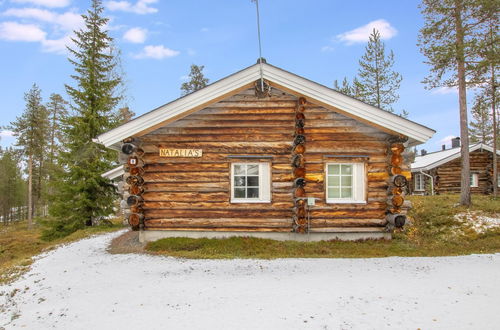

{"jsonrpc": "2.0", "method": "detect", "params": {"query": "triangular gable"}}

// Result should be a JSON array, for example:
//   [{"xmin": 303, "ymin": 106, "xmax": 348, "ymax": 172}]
[{"xmin": 94, "ymin": 62, "xmax": 435, "ymax": 149}]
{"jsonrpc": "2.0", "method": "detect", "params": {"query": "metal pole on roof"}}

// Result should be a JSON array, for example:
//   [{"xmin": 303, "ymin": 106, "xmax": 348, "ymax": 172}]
[{"xmin": 252, "ymin": 0, "xmax": 264, "ymax": 91}]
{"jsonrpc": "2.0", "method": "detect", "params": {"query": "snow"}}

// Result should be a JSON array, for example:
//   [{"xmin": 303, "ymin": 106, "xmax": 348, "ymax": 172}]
[
  {"xmin": 455, "ymin": 211, "xmax": 500, "ymax": 233},
  {"xmin": 1, "ymin": 231, "xmax": 500, "ymax": 330}
]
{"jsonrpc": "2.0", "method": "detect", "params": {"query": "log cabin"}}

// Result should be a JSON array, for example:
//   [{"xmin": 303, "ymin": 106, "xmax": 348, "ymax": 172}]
[
  {"xmin": 96, "ymin": 60, "xmax": 435, "ymax": 242},
  {"xmin": 411, "ymin": 138, "xmax": 500, "ymax": 195}
]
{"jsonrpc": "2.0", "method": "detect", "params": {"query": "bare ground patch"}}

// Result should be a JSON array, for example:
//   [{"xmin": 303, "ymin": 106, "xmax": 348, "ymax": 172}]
[{"xmin": 107, "ymin": 230, "xmax": 146, "ymax": 254}]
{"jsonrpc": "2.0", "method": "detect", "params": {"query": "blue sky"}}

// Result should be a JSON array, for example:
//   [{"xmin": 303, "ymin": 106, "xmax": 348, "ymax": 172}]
[{"xmin": 0, "ymin": 0, "xmax": 465, "ymax": 151}]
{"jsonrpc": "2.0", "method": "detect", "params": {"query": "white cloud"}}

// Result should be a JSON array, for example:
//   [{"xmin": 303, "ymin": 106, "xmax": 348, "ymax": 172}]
[
  {"xmin": 106, "ymin": 0, "xmax": 158, "ymax": 14},
  {"xmin": 123, "ymin": 27, "xmax": 146, "ymax": 43},
  {"xmin": 41, "ymin": 34, "xmax": 72, "ymax": 53},
  {"xmin": 11, "ymin": 0, "xmax": 70, "ymax": 7},
  {"xmin": 321, "ymin": 45, "xmax": 334, "ymax": 52},
  {"xmin": 431, "ymin": 86, "xmax": 458, "ymax": 95},
  {"xmin": 133, "ymin": 45, "xmax": 179, "ymax": 59},
  {"xmin": 336, "ymin": 19, "xmax": 397, "ymax": 45},
  {"xmin": 200, "ymin": 27, "xmax": 208, "ymax": 33},
  {"xmin": 0, "ymin": 130, "xmax": 15, "ymax": 137},
  {"xmin": 0, "ymin": 21, "xmax": 46, "ymax": 41},
  {"xmin": 3, "ymin": 8, "xmax": 84, "ymax": 31},
  {"xmin": 187, "ymin": 48, "xmax": 195, "ymax": 56}
]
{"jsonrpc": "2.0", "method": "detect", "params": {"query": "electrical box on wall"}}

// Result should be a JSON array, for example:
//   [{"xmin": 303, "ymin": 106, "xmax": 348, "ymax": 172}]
[{"xmin": 307, "ymin": 197, "xmax": 315, "ymax": 206}]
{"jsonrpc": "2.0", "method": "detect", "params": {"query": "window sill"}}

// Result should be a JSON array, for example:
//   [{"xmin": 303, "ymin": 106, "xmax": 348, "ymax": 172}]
[
  {"xmin": 231, "ymin": 199, "xmax": 271, "ymax": 204},
  {"xmin": 326, "ymin": 200, "xmax": 367, "ymax": 204}
]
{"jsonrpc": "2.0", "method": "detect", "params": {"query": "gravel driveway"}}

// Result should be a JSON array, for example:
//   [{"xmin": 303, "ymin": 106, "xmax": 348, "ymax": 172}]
[{"xmin": 1, "ymin": 230, "xmax": 499, "ymax": 329}]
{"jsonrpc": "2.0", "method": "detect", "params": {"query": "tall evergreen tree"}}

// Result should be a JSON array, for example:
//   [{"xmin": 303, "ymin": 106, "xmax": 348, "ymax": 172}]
[
  {"xmin": 418, "ymin": 0, "xmax": 485, "ymax": 206},
  {"xmin": 0, "ymin": 148, "xmax": 26, "ymax": 223},
  {"xmin": 9, "ymin": 84, "xmax": 49, "ymax": 228},
  {"xmin": 46, "ymin": 94, "xmax": 68, "ymax": 168},
  {"xmin": 48, "ymin": 0, "xmax": 121, "ymax": 238},
  {"xmin": 469, "ymin": 92, "xmax": 493, "ymax": 144},
  {"xmin": 117, "ymin": 106, "xmax": 135, "ymax": 123},
  {"xmin": 181, "ymin": 64, "xmax": 209, "ymax": 95},
  {"xmin": 357, "ymin": 29, "xmax": 402, "ymax": 113},
  {"xmin": 472, "ymin": 0, "xmax": 499, "ymax": 196}
]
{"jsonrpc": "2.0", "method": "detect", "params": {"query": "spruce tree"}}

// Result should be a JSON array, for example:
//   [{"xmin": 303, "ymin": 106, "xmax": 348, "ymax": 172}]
[
  {"xmin": 9, "ymin": 84, "xmax": 49, "ymax": 228},
  {"xmin": 181, "ymin": 64, "xmax": 209, "ymax": 95},
  {"xmin": 48, "ymin": 0, "xmax": 121, "ymax": 238},
  {"xmin": 357, "ymin": 29, "xmax": 402, "ymax": 113}
]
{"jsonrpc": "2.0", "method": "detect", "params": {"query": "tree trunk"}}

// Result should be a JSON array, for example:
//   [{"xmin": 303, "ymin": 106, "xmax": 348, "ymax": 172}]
[
  {"xmin": 455, "ymin": 0, "xmax": 471, "ymax": 206},
  {"xmin": 491, "ymin": 63, "xmax": 498, "ymax": 197},
  {"xmin": 28, "ymin": 154, "xmax": 33, "ymax": 229}
]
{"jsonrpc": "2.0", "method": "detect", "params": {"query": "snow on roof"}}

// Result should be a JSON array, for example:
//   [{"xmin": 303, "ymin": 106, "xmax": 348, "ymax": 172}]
[
  {"xmin": 94, "ymin": 61, "xmax": 435, "ymax": 149},
  {"xmin": 411, "ymin": 143, "xmax": 500, "ymax": 172}
]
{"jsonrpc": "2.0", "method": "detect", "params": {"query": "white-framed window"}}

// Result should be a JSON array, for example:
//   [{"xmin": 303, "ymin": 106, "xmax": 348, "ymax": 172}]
[
  {"xmin": 414, "ymin": 173, "xmax": 425, "ymax": 191},
  {"xmin": 326, "ymin": 163, "xmax": 366, "ymax": 203},
  {"xmin": 231, "ymin": 163, "xmax": 271, "ymax": 203},
  {"xmin": 470, "ymin": 173, "xmax": 479, "ymax": 187}
]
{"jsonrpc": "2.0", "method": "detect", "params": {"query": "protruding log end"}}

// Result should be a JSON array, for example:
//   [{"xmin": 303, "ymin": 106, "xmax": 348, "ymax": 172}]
[
  {"xmin": 121, "ymin": 143, "xmax": 136, "ymax": 155},
  {"xmin": 390, "ymin": 175, "xmax": 408, "ymax": 188},
  {"xmin": 386, "ymin": 213, "xmax": 406, "ymax": 228}
]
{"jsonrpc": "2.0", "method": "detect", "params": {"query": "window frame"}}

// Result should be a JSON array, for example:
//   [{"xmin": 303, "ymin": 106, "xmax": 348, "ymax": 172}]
[
  {"xmin": 470, "ymin": 173, "xmax": 479, "ymax": 188},
  {"xmin": 230, "ymin": 162, "xmax": 271, "ymax": 203},
  {"xmin": 414, "ymin": 173, "xmax": 425, "ymax": 191},
  {"xmin": 325, "ymin": 162, "xmax": 366, "ymax": 204}
]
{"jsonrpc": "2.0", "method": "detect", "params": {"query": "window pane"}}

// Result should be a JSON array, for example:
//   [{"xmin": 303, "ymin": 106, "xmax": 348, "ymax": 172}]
[
  {"xmin": 247, "ymin": 188, "xmax": 259, "ymax": 198},
  {"xmin": 328, "ymin": 164, "xmax": 340, "ymax": 175},
  {"xmin": 341, "ymin": 165, "xmax": 352, "ymax": 175},
  {"xmin": 247, "ymin": 164, "xmax": 259, "ymax": 175},
  {"xmin": 328, "ymin": 175, "xmax": 339, "ymax": 186},
  {"xmin": 328, "ymin": 187, "xmax": 340, "ymax": 198},
  {"xmin": 341, "ymin": 187, "xmax": 352, "ymax": 198},
  {"xmin": 341, "ymin": 175, "xmax": 352, "ymax": 187},
  {"xmin": 234, "ymin": 188, "xmax": 245, "ymax": 198},
  {"xmin": 234, "ymin": 165, "xmax": 245, "ymax": 175},
  {"xmin": 234, "ymin": 176, "xmax": 245, "ymax": 186},
  {"xmin": 247, "ymin": 176, "xmax": 259, "ymax": 186}
]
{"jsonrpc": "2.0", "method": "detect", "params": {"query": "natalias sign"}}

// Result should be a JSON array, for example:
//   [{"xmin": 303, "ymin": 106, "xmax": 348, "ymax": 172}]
[{"xmin": 159, "ymin": 148, "xmax": 202, "ymax": 157}]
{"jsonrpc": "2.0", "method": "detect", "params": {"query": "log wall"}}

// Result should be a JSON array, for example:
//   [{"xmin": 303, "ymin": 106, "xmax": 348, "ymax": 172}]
[{"xmin": 135, "ymin": 87, "xmax": 395, "ymax": 232}]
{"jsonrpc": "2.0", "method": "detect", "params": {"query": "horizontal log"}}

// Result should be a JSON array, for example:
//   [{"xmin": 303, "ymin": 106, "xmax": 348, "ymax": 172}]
[
  {"xmin": 144, "ymin": 182, "xmax": 229, "ymax": 192},
  {"xmin": 143, "ymin": 226, "xmax": 293, "ymax": 232},
  {"xmin": 143, "ymin": 201, "xmax": 293, "ymax": 209},
  {"xmin": 145, "ymin": 209, "xmax": 293, "ymax": 219},
  {"xmin": 310, "ymin": 218, "xmax": 386, "ymax": 227},
  {"xmin": 143, "ymin": 172, "xmax": 229, "ymax": 183},
  {"xmin": 144, "ymin": 218, "xmax": 292, "ymax": 228},
  {"xmin": 145, "ymin": 162, "xmax": 229, "ymax": 172},
  {"xmin": 142, "ymin": 191, "xmax": 228, "ymax": 202},
  {"xmin": 141, "ymin": 133, "xmax": 293, "ymax": 143},
  {"xmin": 308, "ymin": 227, "xmax": 386, "ymax": 233}
]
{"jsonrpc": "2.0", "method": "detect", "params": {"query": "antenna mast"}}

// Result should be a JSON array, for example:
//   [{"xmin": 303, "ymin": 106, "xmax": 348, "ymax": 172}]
[{"xmin": 252, "ymin": 0, "xmax": 264, "ymax": 91}]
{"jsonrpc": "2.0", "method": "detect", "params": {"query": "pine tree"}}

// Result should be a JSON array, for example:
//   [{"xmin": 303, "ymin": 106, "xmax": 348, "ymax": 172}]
[
  {"xmin": 9, "ymin": 84, "xmax": 49, "ymax": 228},
  {"xmin": 47, "ymin": 0, "xmax": 121, "ymax": 239},
  {"xmin": 117, "ymin": 106, "xmax": 135, "ymax": 123},
  {"xmin": 0, "ymin": 148, "xmax": 26, "ymax": 223},
  {"xmin": 46, "ymin": 94, "xmax": 68, "ymax": 168},
  {"xmin": 357, "ymin": 29, "xmax": 402, "ymax": 113},
  {"xmin": 333, "ymin": 77, "xmax": 354, "ymax": 96},
  {"xmin": 472, "ymin": 0, "xmax": 499, "ymax": 196},
  {"xmin": 181, "ymin": 64, "xmax": 209, "ymax": 96},
  {"xmin": 469, "ymin": 92, "xmax": 493, "ymax": 144},
  {"xmin": 418, "ymin": 0, "xmax": 485, "ymax": 206}
]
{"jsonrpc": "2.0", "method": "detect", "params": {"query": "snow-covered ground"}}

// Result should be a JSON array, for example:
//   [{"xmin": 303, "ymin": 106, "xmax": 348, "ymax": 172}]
[{"xmin": 1, "ymin": 231, "xmax": 500, "ymax": 330}]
